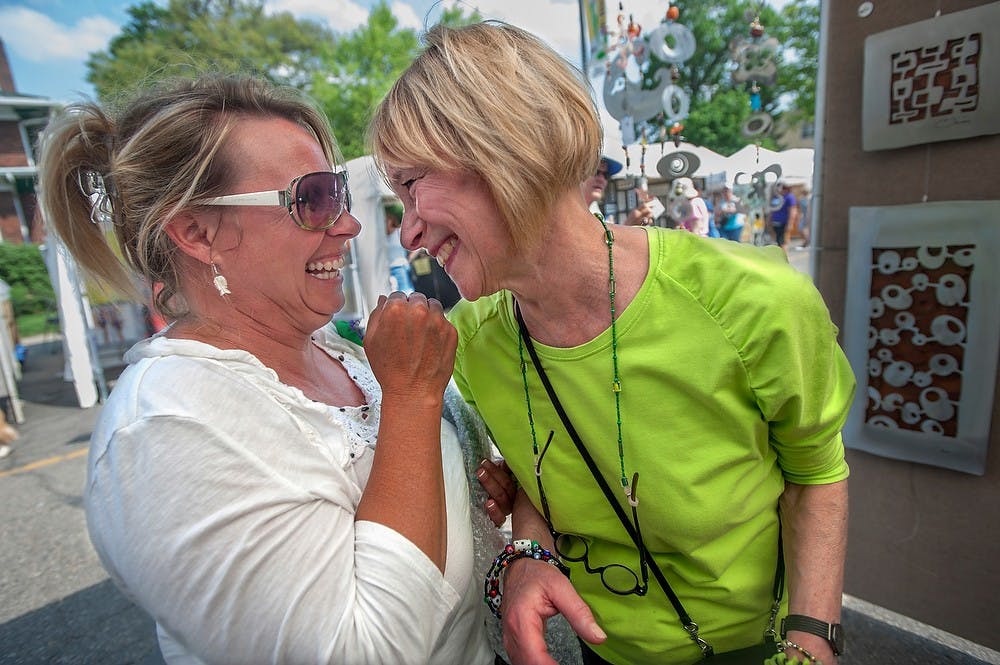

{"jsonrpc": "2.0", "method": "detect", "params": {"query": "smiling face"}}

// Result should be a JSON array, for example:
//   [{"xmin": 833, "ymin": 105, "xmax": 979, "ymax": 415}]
[
  {"xmin": 206, "ymin": 116, "xmax": 361, "ymax": 333},
  {"xmin": 386, "ymin": 164, "xmax": 515, "ymax": 301}
]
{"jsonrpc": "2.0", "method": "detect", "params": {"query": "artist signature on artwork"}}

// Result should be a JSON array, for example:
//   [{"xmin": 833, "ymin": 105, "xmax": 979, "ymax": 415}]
[{"xmin": 932, "ymin": 115, "xmax": 973, "ymax": 129}]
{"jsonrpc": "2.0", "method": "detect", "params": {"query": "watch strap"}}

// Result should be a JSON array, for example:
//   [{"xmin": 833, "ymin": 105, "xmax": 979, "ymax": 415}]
[{"xmin": 781, "ymin": 614, "xmax": 843, "ymax": 656}]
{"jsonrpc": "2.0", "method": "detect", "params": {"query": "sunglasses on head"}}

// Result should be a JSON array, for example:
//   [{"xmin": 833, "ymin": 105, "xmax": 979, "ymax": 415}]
[{"xmin": 201, "ymin": 171, "xmax": 352, "ymax": 231}]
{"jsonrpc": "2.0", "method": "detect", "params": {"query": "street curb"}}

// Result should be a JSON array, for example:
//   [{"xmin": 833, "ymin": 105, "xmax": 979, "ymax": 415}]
[{"xmin": 844, "ymin": 594, "xmax": 1000, "ymax": 664}]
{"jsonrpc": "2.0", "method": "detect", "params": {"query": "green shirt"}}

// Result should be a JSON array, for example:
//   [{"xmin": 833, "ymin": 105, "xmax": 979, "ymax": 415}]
[{"xmin": 450, "ymin": 228, "xmax": 855, "ymax": 665}]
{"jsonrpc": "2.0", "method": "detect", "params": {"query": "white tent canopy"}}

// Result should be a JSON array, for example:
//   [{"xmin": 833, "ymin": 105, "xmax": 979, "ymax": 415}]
[{"xmin": 770, "ymin": 147, "xmax": 815, "ymax": 186}]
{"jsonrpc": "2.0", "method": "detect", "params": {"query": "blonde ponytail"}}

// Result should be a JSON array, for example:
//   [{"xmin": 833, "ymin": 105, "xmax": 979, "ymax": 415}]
[{"xmin": 38, "ymin": 106, "xmax": 141, "ymax": 300}]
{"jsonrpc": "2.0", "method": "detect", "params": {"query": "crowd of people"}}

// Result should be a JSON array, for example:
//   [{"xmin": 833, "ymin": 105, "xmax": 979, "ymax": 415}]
[{"xmin": 34, "ymin": 19, "xmax": 847, "ymax": 665}]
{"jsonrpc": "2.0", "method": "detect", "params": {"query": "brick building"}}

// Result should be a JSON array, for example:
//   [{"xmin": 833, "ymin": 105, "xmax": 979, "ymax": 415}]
[{"xmin": 0, "ymin": 38, "xmax": 59, "ymax": 244}]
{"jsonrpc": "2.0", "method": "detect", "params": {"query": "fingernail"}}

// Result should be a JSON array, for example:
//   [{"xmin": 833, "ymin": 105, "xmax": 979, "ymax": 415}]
[
  {"xmin": 475, "ymin": 468, "xmax": 486, "ymax": 479},
  {"xmin": 486, "ymin": 499, "xmax": 496, "ymax": 509},
  {"xmin": 478, "ymin": 458, "xmax": 490, "ymax": 467},
  {"xmin": 593, "ymin": 625, "xmax": 606, "ymax": 640}
]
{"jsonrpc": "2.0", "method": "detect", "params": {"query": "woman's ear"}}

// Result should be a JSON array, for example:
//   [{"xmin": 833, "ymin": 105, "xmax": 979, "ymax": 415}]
[{"xmin": 164, "ymin": 212, "xmax": 218, "ymax": 265}]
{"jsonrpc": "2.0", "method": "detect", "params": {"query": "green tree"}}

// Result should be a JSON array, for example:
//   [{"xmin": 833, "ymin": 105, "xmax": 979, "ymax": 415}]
[
  {"xmin": 772, "ymin": 0, "xmax": 821, "ymax": 127},
  {"xmin": 310, "ymin": 4, "xmax": 419, "ymax": 162},
  {"xmin": 630, "ymin": 0, "xmax": 818, "ymax": 154},
  {"xmin": 311, "ymin": 2, "xmax": 480, "ymax": 161},
  {"xmin": 86, "ymin": 0, "xmax": 333, "ymax": 102},
  {"xmin": 0, "ymin": 244, "xmax": 55, "ymax": 317}
]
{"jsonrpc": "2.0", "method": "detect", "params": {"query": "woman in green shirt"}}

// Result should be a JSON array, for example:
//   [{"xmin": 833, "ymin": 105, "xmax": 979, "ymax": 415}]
[{"xmin": 370, "ymin": 22, "xmax": 853, "ymax": 665}]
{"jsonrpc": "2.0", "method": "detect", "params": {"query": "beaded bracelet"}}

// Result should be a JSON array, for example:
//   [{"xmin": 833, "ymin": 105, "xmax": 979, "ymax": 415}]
[
  {"xmin": 779, "ymin": 638, "xmax": 824, "ymax": 665},
  {"xmin": 484, "ymin": 539, "xmax": 569, "ymax": 619}
]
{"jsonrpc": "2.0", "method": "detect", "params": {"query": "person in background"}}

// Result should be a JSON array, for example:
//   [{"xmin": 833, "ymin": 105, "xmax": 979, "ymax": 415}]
[
  {"xmin": 0, "ymin": 390, "xmax": 17, "ymax": 459},
  {"xmin": 385, "ymin": 202, "xmax": 415, "ymax": 294},
  {"xmin": 673, "ymin": 177, "xmax": 711, "ymax": 236},
  {"xmin": 370, "ymin": 21, "xmax": 853, "ymax": 665},
  {"xmin": 94, "ymin": 302, "xmax": 125, "ymax": 345},
  {"xmin": 716, "ymin": 185, "xmax": 745, "ymax": 242},
  {"xmin": 39, "ymin": 74, "xmax": 496, "ymax": 665},
  {"xmin": 580, "ymin": 156, "xmax": 657, "ymax": 226},
  {"xmin": 703, "ymin": 192, "xmax": 720, "ymax": 238},
  {"xmin": 768, "ymin": 181, "xmax": 798, "ymax": 253},
  {"xmin": 797, "ymin": 186, "xmax": 812, "ymax": 248}
]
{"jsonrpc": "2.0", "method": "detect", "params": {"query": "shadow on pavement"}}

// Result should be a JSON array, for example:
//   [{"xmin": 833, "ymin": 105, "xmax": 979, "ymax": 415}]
[{"xmin": 0, "ymin": 580, "xmax": 163, "ymax": 665}]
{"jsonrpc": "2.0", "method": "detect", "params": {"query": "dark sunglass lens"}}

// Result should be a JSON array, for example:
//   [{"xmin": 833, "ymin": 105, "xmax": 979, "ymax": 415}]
[{"xmin": 295, "ymin": 172, "xmax": 347, "ymax": 229}]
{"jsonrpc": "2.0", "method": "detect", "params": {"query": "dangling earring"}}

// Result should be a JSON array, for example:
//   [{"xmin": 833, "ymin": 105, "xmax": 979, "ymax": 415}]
[{"xmin": 211, "ymin": 262, "xmax": 231, "ymax": 296}]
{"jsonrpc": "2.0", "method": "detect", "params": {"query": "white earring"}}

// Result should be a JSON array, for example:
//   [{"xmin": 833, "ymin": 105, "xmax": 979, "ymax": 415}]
[{"xmin": 211, "ymin": 262, "xmax": 231, "ymax": 296}]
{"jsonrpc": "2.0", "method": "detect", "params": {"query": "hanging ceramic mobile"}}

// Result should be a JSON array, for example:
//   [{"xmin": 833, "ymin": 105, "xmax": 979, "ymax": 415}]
[
  {"xmin": 639, "ymin": 127, "xmax": 648, "ymax": 191},
  {"xmin": 647, "ymin": 4, "xmax": 694, "ymax": 125},
  {"xmin": 731, "ymin": 8, "xmax": 780, "ymax": 143}
]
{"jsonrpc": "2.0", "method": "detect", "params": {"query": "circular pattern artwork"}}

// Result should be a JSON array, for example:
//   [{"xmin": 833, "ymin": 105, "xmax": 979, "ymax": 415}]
[{"xmin": 864, "ymin": 244, "xmax": 975, "ymax": 437}]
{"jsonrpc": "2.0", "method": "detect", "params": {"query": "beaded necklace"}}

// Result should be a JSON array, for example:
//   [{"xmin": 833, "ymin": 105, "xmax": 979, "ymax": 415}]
[{"xmin": 517, "ymin": 213, "xmax": 633, "ymax": 503}]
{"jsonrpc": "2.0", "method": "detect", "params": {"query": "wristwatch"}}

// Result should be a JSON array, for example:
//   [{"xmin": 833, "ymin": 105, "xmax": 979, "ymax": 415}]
[{"xmin": 781, "ymin": 614, "xmax": 845, "ymax": 656}]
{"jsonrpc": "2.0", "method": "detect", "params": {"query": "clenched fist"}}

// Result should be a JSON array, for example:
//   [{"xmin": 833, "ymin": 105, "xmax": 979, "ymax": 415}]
[{"xmin": 364, "ymin": 291, "xmax": 457, "ymax": 406}]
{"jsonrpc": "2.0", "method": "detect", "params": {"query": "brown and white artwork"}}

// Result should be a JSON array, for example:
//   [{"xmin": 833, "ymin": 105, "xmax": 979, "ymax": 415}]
[
  {"xmin": 863, "ymin": 3, "xmax": 1000, "ymax": 151},
  {"xmin": 845, "ymin": 203, "xmax": 1000, "ymax": 475},
  {"xmin": 864, "ymin": 245, "xmax": 973, "ymax": 438}
]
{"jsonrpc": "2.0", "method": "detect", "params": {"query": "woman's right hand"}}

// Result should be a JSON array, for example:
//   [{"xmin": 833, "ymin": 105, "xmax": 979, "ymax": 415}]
[{"xmin": 364, "ymin": 291, "xmax": 457, "ymax": 404}]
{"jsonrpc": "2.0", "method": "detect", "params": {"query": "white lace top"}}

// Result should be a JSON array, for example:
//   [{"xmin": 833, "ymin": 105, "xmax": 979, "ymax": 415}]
[{"xmin": 84, "ymin": 323, "xmax": 493, "ymax": 665}]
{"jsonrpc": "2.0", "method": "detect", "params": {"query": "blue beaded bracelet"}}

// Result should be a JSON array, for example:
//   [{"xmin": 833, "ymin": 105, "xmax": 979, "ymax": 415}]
[{"xmin": 484, "ymin": 539, "xmax": 569, "ymax": 619}]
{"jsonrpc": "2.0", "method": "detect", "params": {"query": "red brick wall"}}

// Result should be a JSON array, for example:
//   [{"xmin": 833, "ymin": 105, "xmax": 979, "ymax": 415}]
[
  {"xmin": 0, "ymin": 192, "xmax": 23, "ymax": 243},
  {"xmin": 0, "ymin": 123, "xmax": 27, "ymax": 167}
]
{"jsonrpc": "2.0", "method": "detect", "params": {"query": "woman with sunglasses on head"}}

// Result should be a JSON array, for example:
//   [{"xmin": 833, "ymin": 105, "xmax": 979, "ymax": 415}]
[
  {"xmin": 39, "ymin": 75, "xmax": 497, "ymax": 665},
  {"xmin": 370, "ymin": 22, "xmax": 854, "ymax": 665}
]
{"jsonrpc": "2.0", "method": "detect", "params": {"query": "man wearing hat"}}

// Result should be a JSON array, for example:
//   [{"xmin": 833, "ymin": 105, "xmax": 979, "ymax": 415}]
[{"xmin": 580, "ymin": 156, "xmax": 657, "ymax": 225}]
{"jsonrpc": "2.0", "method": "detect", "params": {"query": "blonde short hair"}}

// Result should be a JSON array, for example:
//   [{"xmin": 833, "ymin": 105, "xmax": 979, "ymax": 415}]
[
  {"xmin": 369, "ymin": 22, "xmax": 602, "ymax": 251},
  {"xmin": 38, "ymin": 75, "xmax": 340, "ymax": 319}
]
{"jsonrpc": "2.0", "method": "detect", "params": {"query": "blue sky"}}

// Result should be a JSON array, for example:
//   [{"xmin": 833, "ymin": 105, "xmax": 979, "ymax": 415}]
[{"xmin": 0, "ymin": 0, "xmax": 589, "ymax": 102}]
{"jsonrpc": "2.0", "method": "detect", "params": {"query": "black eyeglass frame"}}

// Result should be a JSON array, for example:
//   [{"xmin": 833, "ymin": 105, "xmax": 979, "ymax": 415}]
[
  {"xmin": 534, "ymin": 430, "xmax": 649, "ymax": 597},
  {"xmin": 200, "ymin": 170, "xmax": 352, "ymax": 231}
]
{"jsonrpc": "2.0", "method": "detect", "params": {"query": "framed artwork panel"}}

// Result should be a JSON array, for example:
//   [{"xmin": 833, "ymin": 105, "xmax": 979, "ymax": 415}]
[
  {"xmin": 843, "ymin": 201, "xmax": 1000, "ymax": 474},
  {"xmin": 862, "ymin": 2, "xmax": 1000, "ymax": 151}
]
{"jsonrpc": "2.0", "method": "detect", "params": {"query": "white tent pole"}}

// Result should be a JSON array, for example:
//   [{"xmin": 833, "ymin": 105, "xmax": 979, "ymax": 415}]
[{"xmin": 43, "ymin": 235, "xmax": 103, "ymax": 408}]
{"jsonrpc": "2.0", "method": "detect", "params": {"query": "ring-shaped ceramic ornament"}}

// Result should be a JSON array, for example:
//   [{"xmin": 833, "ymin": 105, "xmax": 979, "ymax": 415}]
[
  {"xmin": 661, "ymin": 84, "xmax": 691, "ymax": 122},
  {"xmin": 740, "ymin": 111, "xmax": 773, "ymax": 138},
  {"xmin": 648, "ymin": 22, "xmax": 697, "ymax": 64}
]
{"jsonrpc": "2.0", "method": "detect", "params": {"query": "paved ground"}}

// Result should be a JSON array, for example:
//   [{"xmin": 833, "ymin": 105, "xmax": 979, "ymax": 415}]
[{"xmin": 1, "ymin": 312, "xmax": 998, "ymax": 664}]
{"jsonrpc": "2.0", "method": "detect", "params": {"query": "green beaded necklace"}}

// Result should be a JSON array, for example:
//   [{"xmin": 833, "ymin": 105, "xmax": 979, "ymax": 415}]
[{"xmin": 517, "ymin": 213, "xmax": 633, "ymax": 502}]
